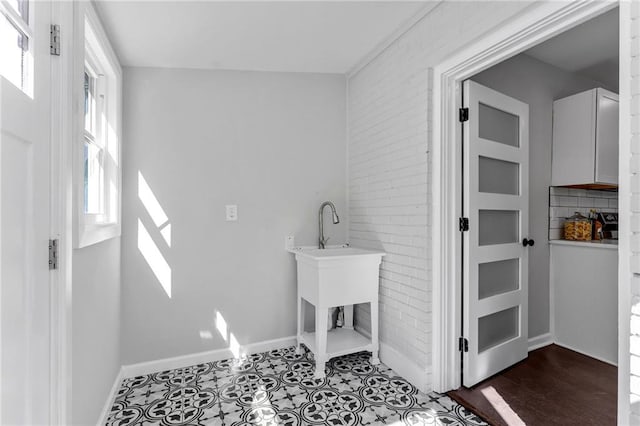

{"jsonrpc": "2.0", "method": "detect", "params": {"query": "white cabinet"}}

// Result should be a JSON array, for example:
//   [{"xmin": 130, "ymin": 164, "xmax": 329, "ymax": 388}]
[
  {"xmin": 550, "ymin": 242, "xmax": 617, "ymax": 364},
  {"xmin": 551, "ymin": 88, "xmax": 619, "ymax": 186}
]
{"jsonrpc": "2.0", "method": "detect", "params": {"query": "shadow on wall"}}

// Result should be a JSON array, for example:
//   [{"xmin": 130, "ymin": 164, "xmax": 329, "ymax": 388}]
[
  {"xmin": 137, "ymin": 171, "xmax": 172, "ymax": 297},
  {"xmin": 137, "ymin": 172, "xmax": 247, "ymax": 359}
]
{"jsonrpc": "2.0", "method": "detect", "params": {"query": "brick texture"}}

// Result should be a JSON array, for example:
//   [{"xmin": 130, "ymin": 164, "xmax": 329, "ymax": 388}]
[
  {"xmin": 629, "ymin": 3, "xmax": 640, "ymax": 422},
  {"xmin": 347, "ymin": 1, "xmax": 531, "ymax": 387}
]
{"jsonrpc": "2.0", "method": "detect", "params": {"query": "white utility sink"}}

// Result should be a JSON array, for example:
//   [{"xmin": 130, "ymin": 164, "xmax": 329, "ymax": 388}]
[
  {"xmin": 288, "ymin": 245, "xmax": 385, "ymax": 378},
  {"xmin": 289, "ymin": 246, "xmax": 386, "ymax": 260}
]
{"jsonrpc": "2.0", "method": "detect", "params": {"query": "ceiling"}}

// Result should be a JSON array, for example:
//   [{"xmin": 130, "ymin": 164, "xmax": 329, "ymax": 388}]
[
  {"xmin": 525, "ymin": 7, "xmax": 619, "ymax": 91},
  {"xmin": 95, "ymin": 1, "xmax": 429, "ymax": 74}
]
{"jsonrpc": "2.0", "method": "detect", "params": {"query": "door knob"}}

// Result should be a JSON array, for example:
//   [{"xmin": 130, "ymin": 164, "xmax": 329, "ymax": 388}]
[{"xmin": 522, "ymin": 238, "xmax": 535, "ymax": 247}]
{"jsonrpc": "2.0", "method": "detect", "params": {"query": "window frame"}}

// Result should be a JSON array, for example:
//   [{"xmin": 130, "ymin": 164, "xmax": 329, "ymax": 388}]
[
  {"xmin": 83, "ymin": 48, "xmax": 106, "ymax": 222},
  {"xmin": 74, "ymin": 2, "xmax": 122, "ymax": 248}
]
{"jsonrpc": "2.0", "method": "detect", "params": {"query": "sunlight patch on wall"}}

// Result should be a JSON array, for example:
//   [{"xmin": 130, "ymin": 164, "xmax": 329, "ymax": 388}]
[
  {"xmin": 137, "ymin": 218, "xmax": 172, "ymax": 298},
  {"xmin": 213, "ymin": 310, "xmax": 245, "ymax": 360},
  {"xmin": 138, "ymin": 171, "xmax": 169, "ymax": 228},
  {"xmin": 229, "ymin": 333, "xmax": 241, "ymax": 359},
  {"xmin": 199, "ymin": 330, "xmax": 213, "ymax": 340},
  {"xmin": 216, "ymin": 311, "xmax": 228, "ymax": 343},
  {"xmin": 160, "ymin": 223, "xmax": 171, "ymax": 247}
]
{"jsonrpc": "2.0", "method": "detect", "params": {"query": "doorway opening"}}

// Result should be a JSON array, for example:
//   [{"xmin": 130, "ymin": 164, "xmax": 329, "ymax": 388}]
[{"xmin": 431, "ymin": 1, "xmax": 625, "ymax": 424}]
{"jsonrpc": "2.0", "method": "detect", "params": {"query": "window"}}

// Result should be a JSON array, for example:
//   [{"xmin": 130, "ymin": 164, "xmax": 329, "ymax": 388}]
[
  {"xmin": 83, "ymin": 56, "xmax": 106, "ymax": 217},
  {"xmin": 75, "ymin": 4, "xmax": 122, "ymax": 248},
  {"xmin": 0, "ymin": 0, "xmax": 32, "ymax": 93}
]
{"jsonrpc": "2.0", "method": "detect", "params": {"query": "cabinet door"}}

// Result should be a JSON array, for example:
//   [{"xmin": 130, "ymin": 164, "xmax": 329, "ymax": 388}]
[
  {"xmin": 551, "ymin": 90, "xmax": 596, "ymax": 186},
  {"xmin": 595, "ymin": 89, "xmax": 619, "ymax": 184}
]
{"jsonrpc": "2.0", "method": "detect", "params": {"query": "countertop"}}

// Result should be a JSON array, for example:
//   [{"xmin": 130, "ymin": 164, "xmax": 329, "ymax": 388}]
[{"xmin": 549, "ymin": 239, "xmax": 618, "ymax": 250}]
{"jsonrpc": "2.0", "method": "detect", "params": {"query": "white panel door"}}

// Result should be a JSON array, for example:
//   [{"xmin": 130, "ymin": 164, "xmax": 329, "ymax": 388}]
[
  {"xmin": 1, "ymin": 0, "xmax": 52, "ymax": 423},
  {"xmin": 462, "ymin": 80, "xmax": 529, "ymax": 387}
]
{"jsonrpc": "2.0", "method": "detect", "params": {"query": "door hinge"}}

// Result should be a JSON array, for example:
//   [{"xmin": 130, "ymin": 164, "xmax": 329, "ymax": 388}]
[
  {"xmin": 458, "ymin": 337, "xmax": 469, "ymax": 352},
  {"xmin": 50, "ymin": 24, "xmax": 60, "ymax": 56},
  {"xmin": 459, "ymin": 107, "xmax": 469, "ymax": 122},
  {"xmin": 459, "ymin": 217, "xmax": 469, "ymax": 232},
  {"xmin": 49, "ymin": 239, "xmax": 58, "ymax": 270}
]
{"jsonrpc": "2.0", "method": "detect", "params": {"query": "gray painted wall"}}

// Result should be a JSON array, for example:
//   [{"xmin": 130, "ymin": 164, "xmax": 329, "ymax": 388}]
[
  {"xmin": 72, "ymin": 237, "xmax": 121, "ymax": 425},
  {"xmin": 472, "ymin": 53, "xmax": 607, "ymax": 338},
  {"xmin": 121, "ymin": 67, "xmax": 347, "ymax": 364}
]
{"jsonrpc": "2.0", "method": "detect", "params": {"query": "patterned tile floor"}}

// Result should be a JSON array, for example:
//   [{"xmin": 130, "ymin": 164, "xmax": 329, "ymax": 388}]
[{"xmin": 106, "ymin": 347, "xmax": 486, "ymax": 425}]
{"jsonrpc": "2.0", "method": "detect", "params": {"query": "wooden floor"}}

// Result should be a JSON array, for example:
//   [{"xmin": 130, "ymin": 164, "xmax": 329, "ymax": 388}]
[{"xmin": 447, "ymin": 344, "xmax": 617, "ymax": 426}]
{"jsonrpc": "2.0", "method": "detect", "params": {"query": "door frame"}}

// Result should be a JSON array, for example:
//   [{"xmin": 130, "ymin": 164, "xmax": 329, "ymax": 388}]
[
  {"xmin": 49, "ymin": 1, "xmax": 74, "ymax": 423},
  {"xmin": 430, "ymin": 0, "xmax": 625, "ymax": 414}
]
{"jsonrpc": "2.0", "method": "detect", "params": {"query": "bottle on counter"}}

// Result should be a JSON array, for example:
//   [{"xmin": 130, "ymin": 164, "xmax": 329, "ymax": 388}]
[{"xmin": 590, "ymin": 209, "xmax": 603, "ymax": 240}]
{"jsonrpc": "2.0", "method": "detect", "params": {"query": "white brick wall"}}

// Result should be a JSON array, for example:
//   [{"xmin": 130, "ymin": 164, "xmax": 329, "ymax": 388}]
[
  {"xmin": 347, "ymin": 1, "xmax": 531, "ymax": 385},
  {"xmin": 629, "ymin": 2, "xmax": 640, "ymax": 423}
]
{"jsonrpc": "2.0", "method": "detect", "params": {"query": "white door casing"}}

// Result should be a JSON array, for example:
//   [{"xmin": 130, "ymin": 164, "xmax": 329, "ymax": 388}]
[
  {"xmin": 0, "ymin": 0, "xmax": 52, "ymax": 423},
  {"xmin": 462, "ymin": 80, "xmax": 529, "ymax": 387}
]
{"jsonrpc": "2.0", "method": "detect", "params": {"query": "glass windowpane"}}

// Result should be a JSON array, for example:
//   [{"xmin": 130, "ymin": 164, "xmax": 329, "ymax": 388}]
[
  {"xmin": 84, "ymin": 140, "xmax": 104, "ymax": 214},
  {"xmin": 479, "ymin": 210, "xmax": 519, "ymax": 246},
  {"xmin": 479, "ymin": 156, "xmax": 519, "ymax": 195},
  {"xmin": 479, "ymin": 103, "xmax": 519, "ymax": 147},
  {"xmin": 84, "ymin": 70, "xmax": 96, "ymax": 135},
  {"xmin": 0, "ymin": 15, "xmax": 28, "ymax": 90},
  {"xmin": 479, "ymin": 259, "xmax": 519, "ymax": 299},
  {"xmin": 478, "ymin": 306, "xmax": 519, "ymax": 352}
]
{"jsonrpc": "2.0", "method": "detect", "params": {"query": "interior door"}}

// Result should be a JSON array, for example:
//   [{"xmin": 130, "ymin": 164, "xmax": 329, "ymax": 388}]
[
  {"xmin": 462, "ymin": 80, "xmax": 529, "ymax": 387},
  {"xmin": 1, "ymin": 0, "xmax": 52, "ymax": 423}
]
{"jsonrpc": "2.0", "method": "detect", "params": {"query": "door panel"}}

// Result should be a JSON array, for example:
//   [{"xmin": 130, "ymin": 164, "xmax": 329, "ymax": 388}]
[
  {"xmin": 478, "ymin": 258, "xmax": 520, "ymax": 300},
  {"xmin": 463, "ymin": 80, "xmax": 529, "ymax": 387},
  {"xmin": 595, "ymin": 89, "xmax": 619, "ymax": 184},
  {"xmin": 478, "ymin": 210, "xmax": 519, "ymax": 246},
  {"xmin": 478, "ymin": 156, "xmax": 520, "ymax": 195},
  {"xmin": 0, "ymin": 0, "xmax": 51, "ymax": 423}
]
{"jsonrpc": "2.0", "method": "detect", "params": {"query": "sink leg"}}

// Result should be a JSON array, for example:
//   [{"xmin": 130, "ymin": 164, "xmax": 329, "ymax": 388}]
[
  {"xmin": 315, "ymin": 307, "xmax": 328, "ymax": 378},
  {"xmin": 370, "ymin": 299, "xmax": 380, "ymax": 366},
  {"xmin": 296, "ymin": 297, "xmax": 305, "ymax": 355},
  {"xmin": 371, "ymin": 352, "xmax": 380, "ymax": 366}
]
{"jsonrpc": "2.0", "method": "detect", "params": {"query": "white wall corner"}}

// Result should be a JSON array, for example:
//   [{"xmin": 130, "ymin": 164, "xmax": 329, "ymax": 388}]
[
  {"xmin": 97, "ymin": 367, "xmax": 125, "ymax": 426},
  {"xmin": 528, "ymin": 333, "xmax": 553, "ymax": 352},
  {"xmin": 356, "ymin": 327, "xmax": 430, "ymax": 393},
  {"xmin": 121, "ymin": 336, "xmax": 297, "ymax": 379},
  {"xmin": 379, "ymin": 341, "xmax": 431, "ymax": 394}
]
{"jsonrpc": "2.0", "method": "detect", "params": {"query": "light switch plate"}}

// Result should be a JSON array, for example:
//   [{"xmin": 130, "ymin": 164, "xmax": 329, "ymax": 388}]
[
  {"xmin": 285, "ymin": 235, "xmax": 295, "ymax": 250},
  {"xmin": 225, "ymin": 205, "xmax": 238, "ymax": 221}
]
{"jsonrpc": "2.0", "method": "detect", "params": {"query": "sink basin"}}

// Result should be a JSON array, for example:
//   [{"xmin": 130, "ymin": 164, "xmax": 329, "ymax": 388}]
[{"xmin": 288, "ymin": 246, "xmax": 385, "ymax": 260}]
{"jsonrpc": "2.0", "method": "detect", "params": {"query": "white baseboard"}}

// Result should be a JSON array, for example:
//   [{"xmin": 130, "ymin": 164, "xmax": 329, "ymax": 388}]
[
  {"xmin": 528, "ymin": 333, "xmax": 553, "ymax": 351},
  {"xmin": 379, "ymin": 341, "xmax": 430, "ymax": 393},
  {"xmin": 553, "ymin": 341, "xmax": 618, "ymax": 367},
  {"xmin": 97, "ymin": 366, "xmax": 124, "ymax": 426},
  {"xmin": 355, "ymin": 327, "xmax": 430, "ymax": 393},
  {"xmin": 121, "ymin": 336, "xmax": 297, "ymax": 378}
]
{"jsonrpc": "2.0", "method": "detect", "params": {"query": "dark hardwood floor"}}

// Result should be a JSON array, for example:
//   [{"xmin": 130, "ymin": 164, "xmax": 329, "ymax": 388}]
[{"xmin": 447, "ymin": 344, "xmax": 617, "ymax": 426}]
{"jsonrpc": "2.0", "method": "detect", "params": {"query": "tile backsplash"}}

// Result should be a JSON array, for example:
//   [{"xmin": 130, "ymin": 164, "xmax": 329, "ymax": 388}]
[{"xmin": 548, "ymin": 187, "xmax": 618, "ymax": 240}]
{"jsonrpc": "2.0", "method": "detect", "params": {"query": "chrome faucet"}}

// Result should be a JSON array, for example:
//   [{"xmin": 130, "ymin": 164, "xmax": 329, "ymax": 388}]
[{"xmin": 318, "ymin": 201, "xmax": 340, "ymax": 249}]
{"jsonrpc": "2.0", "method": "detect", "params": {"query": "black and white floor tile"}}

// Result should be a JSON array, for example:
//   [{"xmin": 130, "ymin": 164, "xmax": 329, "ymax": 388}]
[{"xmin": 106, "ymin": 347, "xmax": 486, "ymax": 425}]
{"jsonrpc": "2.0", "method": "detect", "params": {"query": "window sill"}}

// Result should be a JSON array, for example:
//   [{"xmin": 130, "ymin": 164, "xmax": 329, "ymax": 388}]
[{"xmin": 75, "ymin": 221, "xmax": 121, "ymax": 248}]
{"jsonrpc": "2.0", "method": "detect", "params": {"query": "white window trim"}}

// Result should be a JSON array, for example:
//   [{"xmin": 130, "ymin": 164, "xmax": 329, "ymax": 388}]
[
  {"xmin": 0, "ymin": 0, "xmax": 34, "ymax": 95},
  {"xmin": 73, "ymin": 2, "xmax": 121, "ymax": 248}
]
